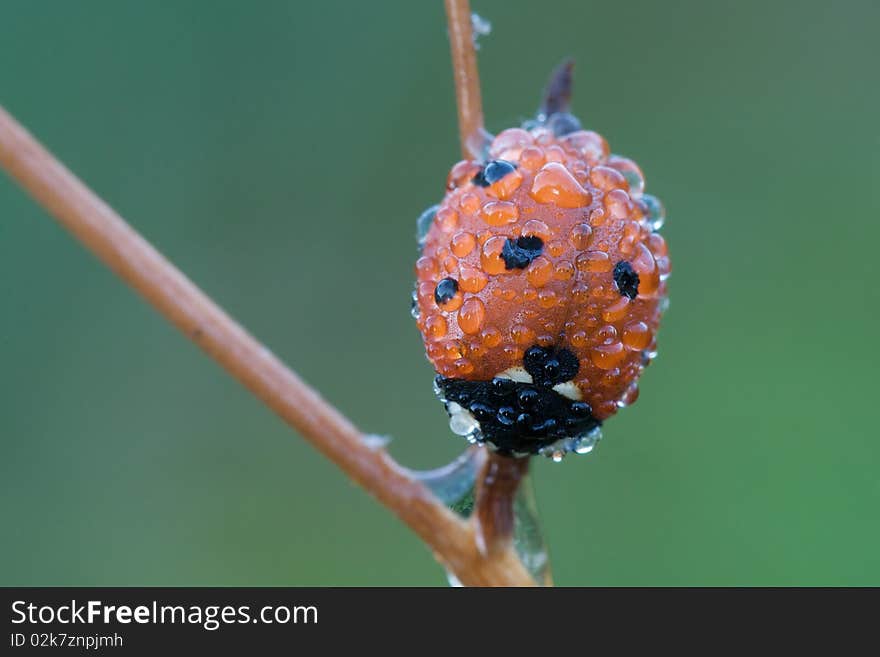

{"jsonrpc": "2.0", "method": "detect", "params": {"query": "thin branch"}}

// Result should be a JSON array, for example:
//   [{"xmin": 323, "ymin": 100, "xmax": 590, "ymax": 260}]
[
  {"xmin": 473, "ymin": 453, "xmax": 530, "ymax": 556},
  {"xmin": 0, "ymin": 104, "xmax": 535, "ymax": 587},
  {"xmin": 444, "ymin": 0, "xmax": 486, "ymax": 158}
]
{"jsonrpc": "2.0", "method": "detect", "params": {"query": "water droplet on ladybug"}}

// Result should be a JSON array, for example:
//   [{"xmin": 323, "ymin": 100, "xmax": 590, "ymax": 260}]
[
  {"xmin": 473, "ymin": 159, "xmax": 517, "ymax": 187},
  {"xmin": 448, "ymin": 404, "xmax": 480, "ymax": 437},
  {"xmin": 641, "ymin": 194, "xmax": 665, "ymax": 230},
  {"xmin": 458, "ymin": 297, "xmax": 486, "ymax": 334},
  {"xmin": 410, "ymin": 287, "xmax": 420, "ymax": 319},
  {"xmin": 416, "ymin": 205, "xmax": 439, "ymax": 245},
  {"xmin": 607, "ymin": 155, "xmax": 645, "ymax": 198},
  {"xmin": 574, "ymin": 427, "xmax": 602, "ymax": 454},
  {"xmin": 434, "ymin": 277, "xmax": 460, "ymax": 306},
  {"xmin": 530, "ymin": 162, "xmax": 592, "ymax": 208}
]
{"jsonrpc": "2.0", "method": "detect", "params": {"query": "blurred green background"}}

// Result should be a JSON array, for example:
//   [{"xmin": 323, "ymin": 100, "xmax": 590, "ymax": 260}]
[{"xmin": 1, "ymin": 0, "xmax": 878, "ymax": 586}]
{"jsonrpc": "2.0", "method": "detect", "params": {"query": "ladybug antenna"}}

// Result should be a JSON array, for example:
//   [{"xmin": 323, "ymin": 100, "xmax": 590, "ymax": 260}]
[{"xmin": 540, "ymin": 58, "xmax": 575, "ymax": 117}]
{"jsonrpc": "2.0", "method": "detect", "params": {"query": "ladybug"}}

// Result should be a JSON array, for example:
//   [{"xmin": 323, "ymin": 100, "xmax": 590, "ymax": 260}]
[{"xmin": 413, "ymin": 62, "xmax": 670, "ymax": 459}]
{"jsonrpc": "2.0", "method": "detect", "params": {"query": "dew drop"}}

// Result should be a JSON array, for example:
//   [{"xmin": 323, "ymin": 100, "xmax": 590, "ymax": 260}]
[
  {"xmin": 410, "ymin": 287, "xmax": 420, "ymax": 319},
  {"xmin": 480, "ymin": 326, "xmax": 502, "ymax": 348},
  {"xmin": 481, "ymin": 201, "xmax": 519, "ymax": 226},
  {"xmin": 519, "ymin": 146, "xmax": 546, "ymax": 171},
  {"xmin": 436, "ymin": 207, "xmax": 459, "ymax": 232},
  {"xmin": 641, "ymin": 194, "xmax": 666, "ymax": 230},
  {"xmin": 554, "ymin": 260, "xmax": 575, "ymax": 280},
  {"xmin": 481, "ymin": 236, "xmax": 509, "ymax": 275},
  {"xmin": 454, "ymin": 358, "xmax": 475, "ymax": 375},
  {"xmin": 526, "ymin": 256, "xmax": 554, "ymax": 288},
  {"xmin": 511, "ymin": 324, "xmax": 536, "ymax": 346},
  {"xmin": 489, "ymin": 128, "xmax": 533, "ymax": 161},
  {"xmin": 416, "ymin": 256, "xmax": 438, "ymax": 279},
  {"xmin": 622, "ymin": 321, "xmax": 651, "ymax": 350},
  {"xmin": 590, "ymin": 341, "xmax": 626, "ymax": 369},
  {"xmin": 576, "ymin": 250, "xmax": 612, "ymax": 273},
  {"xmin": 561, "ymin": 130, "xmax": 609, "ymax": 164},
  {"xmin": 604, "ymin": 189, "xmax": 632, "ymax": 220},
  {"xmin": 470, "ymin": 13, "xmax": 491, "ymax": 49},
  {"xmin": 569, "ymin": 223, "xmax": 593, "ymax": 250},
  {"xmin": 630, "ymin": 243, "xmax": 659, "ymax": 296},
  {"xmin": 451, "ymin": 231, "xmax": 476, "ymax": 257},
  {"xmin": 457, "ymin": 194, "xmax": 478, "ymax": 217},
  {"xmin": 449, "ymin": 407, "xmax": 480, "ymax": 437},
  {"xmin": 589, "ymin": 165, "xmax": 627, "ymax": 192},
  {"xmin": 425, "ymin": 314, "xmax": 448, "ymax": 340},
  {"xmin": 544, "ymin": 145, "xmax": 566, "ymax": 163},
  {"xmin": 589, "ymin": 206, "xmax": 607, "ymax": 227},
  {"xmin": 459, "ymin": 263, "xmax": 488, "ymax": 293},
  {"xmin": 602, "ymin": 296, "xmax": 631, "ymax": 322},
  {"xmin": 416, "ymin": 205, "xmax": 439, "ymax": 245},
  {"xmin": 529, "ymin": 162, "xmax": 592, "ymax": 208},
  {"xmin": 537, "ymin": 289, "xmax": 557, "ymax": 308},
  {"xmin": 607, "ymin": 155, "xmax": 645, "ymax": 197},
  {"xmin": 617, "ymin": 383, "xmax": 640, "ymax": 408},
  {"xmin": 458, "ymin": 298, "xmax": 486, "ymax": 334},
  {"xmin": 574, "ymin": 427, "xmax": 602, "ymax": 454},
  {"xmin": 362, "ymin": 434, "xmax": 391, "ymax": 450}
]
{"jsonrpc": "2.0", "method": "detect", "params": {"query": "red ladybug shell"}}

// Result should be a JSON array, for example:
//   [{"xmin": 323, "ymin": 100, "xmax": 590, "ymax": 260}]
[{"xmin": 414, "ymin": 124, "xmax": 670, "ymax": 457}]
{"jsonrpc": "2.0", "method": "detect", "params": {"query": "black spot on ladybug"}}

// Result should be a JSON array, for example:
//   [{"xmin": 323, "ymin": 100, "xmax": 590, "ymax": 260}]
[
  {"xmin": 546, "ymin": 112, "xmax": 582, "ymax": 137},
  {"xmin": 472, "ymin": 159, "xmax": 517, "ymax": 187},
  {"xmin": 435, "ymin": 375, "xmax": 601, "ymax": 456},
  {"xmin": 613, "ymin": 261, "xmax": 640, "ymax": 299},
  {"xmin": 434, "ymin": 277, "xmax": 459, "ymax": 305},
  {"xmin": 523, "ymin": 345, "xmax": 580, "ymax": 387},
  {"xmin": 501, "ymin": 236, "xmax": 544, "ymax": 270}
]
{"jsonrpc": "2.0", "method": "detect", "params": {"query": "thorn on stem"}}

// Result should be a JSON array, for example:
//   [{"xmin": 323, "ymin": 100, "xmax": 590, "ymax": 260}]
[{"xmin": 540, "ymin": 58, "xmax": 576, "ymax": 117}]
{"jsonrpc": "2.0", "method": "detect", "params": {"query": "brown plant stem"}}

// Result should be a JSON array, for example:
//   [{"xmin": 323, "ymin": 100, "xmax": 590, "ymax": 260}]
[
  {"xmin": 473, "ymin": 452, "xmax": 530, "ymax": 555},
  {"xmin": 444, "ymin": 0, "xmax": 487, "ymax": 158},
  {"xmin": 0, "ymin": 104, "xmax": 535, "ymax": 587}
]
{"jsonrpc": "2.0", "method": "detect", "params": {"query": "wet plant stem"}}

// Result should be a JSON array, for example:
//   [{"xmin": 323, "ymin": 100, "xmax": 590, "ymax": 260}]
[
  {"xmin": 444, "ymin": 0, "xmax": 487, "ymax": 158},
  {"xmin": 473, "ymin": 453, "xmax": 530, "ymax": 555},
  {"xmin": 0, "ymin": 104, "xmax": 535, "ymax": 587}
]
